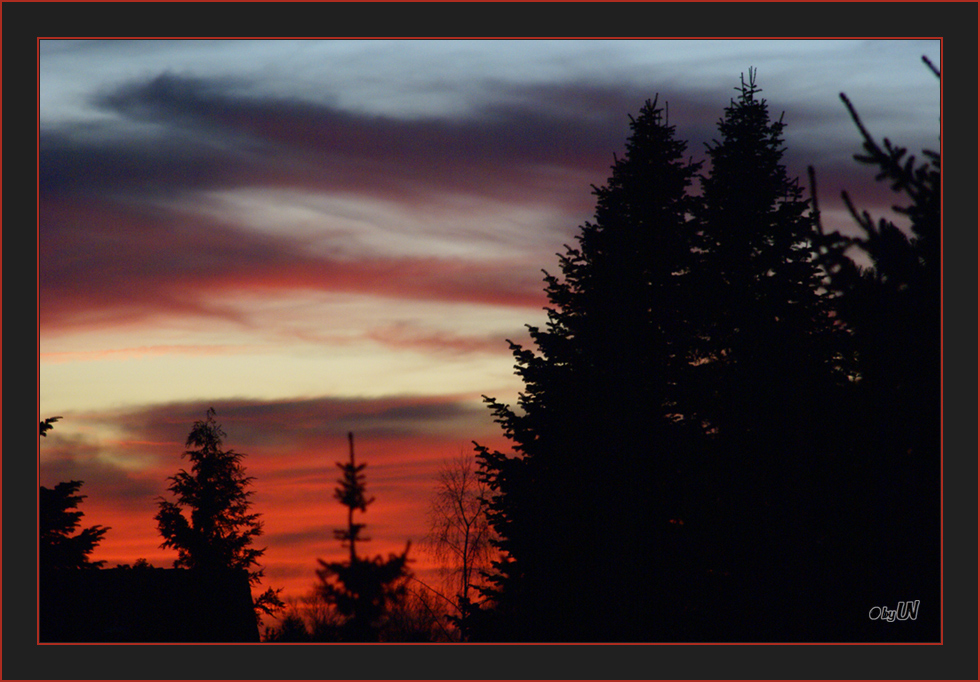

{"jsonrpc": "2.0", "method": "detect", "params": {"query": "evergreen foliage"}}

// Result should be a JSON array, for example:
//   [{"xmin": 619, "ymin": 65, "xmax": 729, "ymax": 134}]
[
  {"xmin": 39, "ymin": 417, "xmax": 110, "ymax": 571},
  {"xmin": 40, "ymin": 416, "xmax": 62, "ymax": 438},
  {"xmin": 39, "ymin": 480, "xmax": 110, "ymax": 571},
  {"xmin": 316, "ymin": 433, "xmax": 412, "ymax": 641},
  {"xmin": 475, "ymin": 96, "xmax": 706, "ymax": 641},
  {"xmin": 808, "ymin": 56, "xmax": 941, "ymax": 640},
  {"xmin": 155, "ymin": 407, "xmax": 283, "ymax": 618},
  {"xmin": 472, "ymin": 68, "xmax": 934, "ymax": 642},
  {"xmin": 691, "ymin": 69, "xmax": 851, "ymax": 637}
]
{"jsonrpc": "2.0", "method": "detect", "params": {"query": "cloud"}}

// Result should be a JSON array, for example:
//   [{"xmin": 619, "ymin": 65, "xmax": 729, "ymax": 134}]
[
  {"xmin": 39, "ymin": 191, "xmax": 548, "ymax": 334},
  {"xmin": 42, "ymin": 73, "xmax": 636, "ymax": 208},
  {"xmin": 94, "ymin": 393, "xmax": 500, "ymax": 455},
  {"xmin": 41, "ymin": 70, "xmax": 934, "ymax": 334}
]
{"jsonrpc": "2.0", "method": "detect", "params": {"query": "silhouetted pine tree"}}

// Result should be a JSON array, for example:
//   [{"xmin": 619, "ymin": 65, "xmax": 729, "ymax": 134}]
[
  {"xmin": 156, "ymin": 408, "xmax": 283, "ymax": 619},
  {"xmin": 693, "ymin": 69, "xmax": 850, "ymax": 638},
  {"xmin": 808, "ymin": 57, "xmax": 941, "ymax": 641},
  {"xmin": 40, "ymin": 480, "xmax": 110, "ymax": 571},
  {"xmin": 474, "ymin": 97, "xmax": 707, "ymax": 641},
  {"xmin": 40, "ymin": 417, "xmax": 110, "ymax": 571},
  {"xmin": 316, "ymin": 433, "xmax": 412, "ymax": 642}
]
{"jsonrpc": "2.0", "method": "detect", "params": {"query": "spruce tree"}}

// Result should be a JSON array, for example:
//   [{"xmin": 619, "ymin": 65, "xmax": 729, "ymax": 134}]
[
  {"xmin": 694, "ymin": 69, "xmax": 850, "ymax": 638},
  {"xmin": 475, "ymin": 96, "xmax": 705, "ymax": 641},
  {"xmin": 316, "ymin": 433, "xmax": 411, "ymax": 641}
]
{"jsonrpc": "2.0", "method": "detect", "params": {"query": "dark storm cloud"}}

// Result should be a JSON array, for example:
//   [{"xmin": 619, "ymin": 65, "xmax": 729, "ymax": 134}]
[
  {"xmin": 95, "ymin": 72, "xmax": 632, "ymax": 166},
  {"xmin": 45, "ymin": 65, "xmax": 938, "ymax": 205},
  {"xmin": 38, "ymin": 127, "xmax": 252, "ymax": 199}
]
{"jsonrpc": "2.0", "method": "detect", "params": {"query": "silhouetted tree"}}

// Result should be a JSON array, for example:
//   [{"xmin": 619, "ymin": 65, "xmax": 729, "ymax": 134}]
[
  {"xmin": 40, "ymin": 416, "xmax": 62, "ymax": 437},
  {"xmin": 384, "ymin": 586, "xmax": 453, "ymax": 642},
  {"xmin": 691, "ymin": 69, "xmax": 851, "ymax": 637},
  {"xmin": 422, "ymin": 452, "xmax": 494, "ymax": 639},
  {"xmin": 40, "ymin": 480, "xmax": 109, "ymax": 571},
  {"xmin": 316, "ymin": 433, "xmax": 412, "ymax": 641},
  {"xmin": 263, "ymin": 612, "xmax": 313, "ymax": 642},
  {"xmin": 807, "ymin": 56, "xmax": 941, "ymax": 640},
  {"xmin": 116, "ymin": 558, "xmax": 154, "ymax": 570},
  {"xmin": 474, "ymin": 96, "xmax": 706, "ymax": 641},
  {"xmin": 262, "ymin": 590, "xmax": 345, "ymax": 642},
  {"xmin": 155, "ymin": 407, "xmax": 283, "ymax": 619},
  {"xmin": 40, "ymin": 416, "xmax": 110, "ymax": 572}
]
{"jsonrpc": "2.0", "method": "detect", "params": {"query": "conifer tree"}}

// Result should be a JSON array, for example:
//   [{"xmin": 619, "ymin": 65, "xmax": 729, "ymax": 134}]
[
  {"xmin": 156, "ymin": 407, "xmax": 283, "ymax": 619},
  {"xmin": 812, "ymin": 58, "xmax": 940, "ymax": 462},
  {"xmin": 475, "ymin": 96, "xmax": 706, "ymax": 641},
  {"xmin": 40, "ymin": 480, "xmax": 110, "ymax": 571},
  {"xmin": 808, "ymin": 57, "xmax": 941, "ymax": 640},
  {"xmin": 40, "ymin": 417, "xmax": 110, "ymax": 571},
  {"xmin": 697, "ymin": 68, "xmax": 847, "ymax": 435},
  {"xmin": 693, "ymin": 69, "xmax": 849, "ymax": 636},
  {"xmin": 316, "ymin": 433, "xmax": 411, "ymax": 641}
]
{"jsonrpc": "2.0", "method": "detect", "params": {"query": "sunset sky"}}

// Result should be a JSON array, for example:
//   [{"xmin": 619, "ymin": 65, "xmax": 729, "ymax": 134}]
[{"xmin": 38, "ymin": 38, "xmax": 941, "ymax": 619}]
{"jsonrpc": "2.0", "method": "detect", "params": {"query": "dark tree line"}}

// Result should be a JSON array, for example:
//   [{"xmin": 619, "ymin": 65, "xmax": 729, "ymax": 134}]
[
  {"xmin": 40, "ymin": 413, "xmax": 432, "ymax": 642},
  {"xmin": 472, "ymin": 65, "xmax": 940, "ymax": 642},
  {"xmin": 40, "ymin": 409, "xmax": 283, "ymax": 640}
]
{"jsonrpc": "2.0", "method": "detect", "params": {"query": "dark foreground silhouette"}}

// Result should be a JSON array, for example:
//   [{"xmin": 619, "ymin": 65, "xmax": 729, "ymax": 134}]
[
  {"xmin": 39, "ymin": 567, "xmax": 260, "ymax": 643},
  {"xmin": 470, "ymin": 67, "xmax": 940, "ymax": 643}
]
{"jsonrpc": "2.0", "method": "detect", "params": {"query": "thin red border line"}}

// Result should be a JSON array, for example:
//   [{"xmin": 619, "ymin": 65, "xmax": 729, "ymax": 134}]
[
  {"xmin": 19, "ymin": 0, "xmax": 980, "ymax": 2},
  {"xmin": 939, "ymin": 38, "xmax": 940, "ymax": 644},
  {"xmin": 938, "ymin": 36, "xmax": 944, "ymax": 650},
  {"xmin": 36, "ymin": 35, "xmax": 945, "ymax": 38},
  {"xmin": 35, "ymin": 34, "xmax": 41, "ymax": 650}
]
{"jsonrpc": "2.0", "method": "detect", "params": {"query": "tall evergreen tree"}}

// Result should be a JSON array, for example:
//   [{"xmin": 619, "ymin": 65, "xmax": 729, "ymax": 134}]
[
  {"xmin": 316, "ymin": 433, "xmax": 412, "ymax": 641},
  {"xmin": 697, "ymin": 68, "xmax": 847, "ymax": 434},
  {"xmin": 808, "ymin": 56, "xmax": 941, "ymax": 641},
  {"xmin": 693, "ymin": 69, "xmax": 849, "ymax": 638},
  {"xmin": 156, "ymin": 408, "xmax": 283, "ymax": 619},
  {"xmin": 475, "ymin": 97, "xmax": 706, "ymax": 641}
]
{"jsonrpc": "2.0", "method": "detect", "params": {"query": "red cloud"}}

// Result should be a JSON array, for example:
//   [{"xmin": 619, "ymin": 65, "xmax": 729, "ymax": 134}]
[{"xmin": 39, "ymin": 194, "xmax": 548, "ymax": 336}]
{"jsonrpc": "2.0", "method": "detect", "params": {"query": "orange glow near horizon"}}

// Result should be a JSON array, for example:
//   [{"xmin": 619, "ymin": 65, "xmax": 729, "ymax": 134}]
[{"xmin": 39, "ymin": 403, "xmax": 513, "ymax": 619}]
